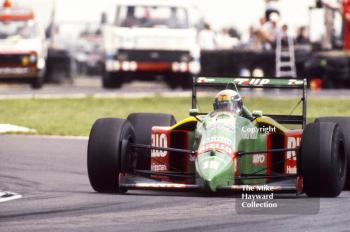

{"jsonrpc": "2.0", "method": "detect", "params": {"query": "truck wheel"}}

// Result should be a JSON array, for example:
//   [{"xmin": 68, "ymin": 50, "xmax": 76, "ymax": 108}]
[
  {"xmin": 87, "ymin": 118, "xmax": 135, "ymax": 193},
  {"xmin": 166, "ymin": 78, "xmax": 179, "ymax": 89},
  {"xmin": 102, "ymin": 71, "xmax": 123, "ymax": 89},
  {"xmin": 300, "ymin": 122, "xmax": 347, "ymax": 197},
  {"xmin": 30, "ymin": 77, "xmax": 43, "ymax": 89},
  {"xmin": 180, "ymin": 74, "xmax": 193, "ymax": 90},
  {"xmin": 315, "ymin": 117, "xmax": 350, "ymax": 190},
  {"xmin": 127, "ymin": 113, "xmax": 176, "ymax": 171}
]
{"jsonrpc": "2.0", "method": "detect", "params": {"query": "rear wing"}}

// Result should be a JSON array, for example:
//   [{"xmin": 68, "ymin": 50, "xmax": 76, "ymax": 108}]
[
  {"xmin": 191, "ymin": 77, "xmax": 307, "ymax": 128},
  {"xmin": 195, "ymin": 77, "xmax": 305, "ymax": 89}
]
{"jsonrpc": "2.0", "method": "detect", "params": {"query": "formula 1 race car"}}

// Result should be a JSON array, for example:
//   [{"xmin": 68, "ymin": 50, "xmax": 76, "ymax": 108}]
[{"xmin": 87, "ymin": 77, "xmax": 349, "ymax": 197}]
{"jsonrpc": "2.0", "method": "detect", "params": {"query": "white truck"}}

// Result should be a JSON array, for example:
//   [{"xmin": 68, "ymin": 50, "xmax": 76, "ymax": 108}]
[
  {"xmin": 102, "ymin": 0, "xmax": 200, "ymax": 89},
  {"xmin": 0, "ymin": 0, "xmax": 47, "ymax": 89}
]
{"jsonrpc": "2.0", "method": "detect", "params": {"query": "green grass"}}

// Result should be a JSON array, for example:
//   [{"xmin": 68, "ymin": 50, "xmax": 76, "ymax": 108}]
[{"xmin": 0, "ymin": 96, "xmax": 349, "ymax": 136}]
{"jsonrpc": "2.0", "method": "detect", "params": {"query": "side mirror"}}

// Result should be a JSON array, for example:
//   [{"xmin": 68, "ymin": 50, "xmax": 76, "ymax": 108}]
[
  {"xmin": 189, "ymin": 109, "xmax": 200, "ymax": 116},
  {"xmin": 252, "ymin": 110, "xmax": 263, "ymax": 118}
]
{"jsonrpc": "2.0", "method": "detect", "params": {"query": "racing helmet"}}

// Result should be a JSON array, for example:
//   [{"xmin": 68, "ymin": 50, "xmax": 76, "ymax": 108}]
[{"xmin": 213, "ymin": 90, "xmax": 243, "ymax": 115}]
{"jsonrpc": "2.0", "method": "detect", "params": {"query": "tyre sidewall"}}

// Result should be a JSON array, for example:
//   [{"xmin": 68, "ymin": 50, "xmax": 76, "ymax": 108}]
[
  {"xmin": 87, "ymin": 118, "xmax": 134, "ymax": 193},
  {"xmin": 301, "ymin": 122, "xmax": 346, "ymax": 197}
]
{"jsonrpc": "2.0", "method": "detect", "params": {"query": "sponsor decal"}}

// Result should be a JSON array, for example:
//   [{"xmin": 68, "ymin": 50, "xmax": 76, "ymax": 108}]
[
  {"xmin": 202, "ymin": 159, "xmax": 220, "ymax": 170},
  {"xmin": 151, "ymin": 131, "xmax": 169, "ymax": 172},
  {"xmin": 197, "ymin": 77, "xmax": 304, "ymax": 86},
  {"xmin": 198, "ymin": 141, "xmax": 235, "ymax": 157},
  {"xmin": 206, "ymin": 124, "xmax": 236, "ymax": 132},
  {"xmin": 288, "ymin": 79, "xmax": 304, "ymax": 85},
  {"xmin": 151, "ymin": 164, "xmax": 167, "ymax": 171},
  {"xmin": 285, "ymin": 136, "xmax": 301, "ymax": 174},
  {"xmin": 197, "ymin": 77, "xmax": 215, "ymax": 83},
  {"xmin": 252, "ymin": 154, "xmax": 266, "ymax": 166},
  {"xmin": 151, "ymin": 133, "xmax": 168, "ymax": 158},
  {"xmin": 202, "ymin": 136, "xmax": 233, "ymax": 146},
  {"xmin": 234, "ymin": 78, "xmax": 270, "ymax": 86}
]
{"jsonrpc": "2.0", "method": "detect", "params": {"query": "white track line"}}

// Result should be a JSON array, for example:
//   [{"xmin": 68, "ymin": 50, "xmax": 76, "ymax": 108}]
[
  {"xmin": 30, "ymin": 135, "xmax": 88, "ymax": 140},
  {"xmin": 0, "ymin": 192, "xmax": 22, "ymax": 203},
  {"xmin": 2, "ymin": 134, "xmax": 88, "ymax": 140},
  {"xmin": 0, "ymin": 124, "xmax": 37, "ymax": 134}
]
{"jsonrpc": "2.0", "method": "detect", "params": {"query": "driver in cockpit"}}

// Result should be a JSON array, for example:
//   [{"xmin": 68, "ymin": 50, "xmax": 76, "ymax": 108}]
[{"xmin": 213, "ymin": 90, "xmax": 253, "ymax": 119}]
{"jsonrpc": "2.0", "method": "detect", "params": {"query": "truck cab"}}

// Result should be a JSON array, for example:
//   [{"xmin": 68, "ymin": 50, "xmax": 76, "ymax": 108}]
[
  {"xmin": 102, "ymin": 0, "xmax": 200, "ymax": 89},
  {"xmin": 0, "ymin": 0, "xmax": 47, "ymax": 89}
]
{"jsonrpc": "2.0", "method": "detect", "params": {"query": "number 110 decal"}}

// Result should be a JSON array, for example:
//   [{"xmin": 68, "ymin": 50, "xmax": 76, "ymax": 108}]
[{"xmin": 151, "ymin": 133, "xmax": 168, "ymax": 158}]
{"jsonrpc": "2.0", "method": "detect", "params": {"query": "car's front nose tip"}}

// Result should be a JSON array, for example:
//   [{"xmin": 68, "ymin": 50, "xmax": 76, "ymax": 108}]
[{"xmin": 196, "ymin": 155, "xmax": 228, "ymax": 192}]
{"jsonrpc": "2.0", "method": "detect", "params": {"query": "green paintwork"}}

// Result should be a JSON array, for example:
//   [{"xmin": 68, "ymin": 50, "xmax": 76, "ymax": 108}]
[{"xmin": 194, "ymin": 111, "xmax": 268, "ymax": 192}]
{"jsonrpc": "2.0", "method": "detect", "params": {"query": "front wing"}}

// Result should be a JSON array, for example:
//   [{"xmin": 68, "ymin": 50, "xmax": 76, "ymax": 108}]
[{"xmin": 119, "ymin": 174, "xmax": 301, "ymax": 194}]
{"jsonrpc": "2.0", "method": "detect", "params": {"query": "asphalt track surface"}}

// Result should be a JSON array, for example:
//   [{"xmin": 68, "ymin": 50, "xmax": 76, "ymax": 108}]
[
  {"xmin": 1, "ymin": 135, "xmax": 350, "ymax": 232},
  {"xmin": 1, "ymin": 77, "xmax": 350, "ymax": 99}
]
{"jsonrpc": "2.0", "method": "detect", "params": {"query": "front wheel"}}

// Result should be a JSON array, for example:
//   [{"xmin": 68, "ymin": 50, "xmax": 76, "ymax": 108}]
[
  {"xmin": 87, "ymin": 118, "xmax": 135, "ymax": 193},
  {"xmin": 300, "ymin": 122, "xmax": 347, "ymax": 197},
  {"xmin": 316, "ymin": 117, "xmax": 350, "ymax": 190}
]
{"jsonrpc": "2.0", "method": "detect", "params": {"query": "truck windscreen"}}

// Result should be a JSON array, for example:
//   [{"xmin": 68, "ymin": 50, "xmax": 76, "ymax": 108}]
[
  {"xmin": 117, "ymin": 6, "xmax": 189, "ymax": 29},
  {"xmin": 0, "ymin": 20, "xmax": 36, "ymax": 39}
]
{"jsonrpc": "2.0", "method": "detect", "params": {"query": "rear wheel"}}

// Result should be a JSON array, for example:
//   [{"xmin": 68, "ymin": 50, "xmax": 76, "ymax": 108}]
[
  {"xmin": 127, "ymin": 113, "xmax": 176, "ymax": 170},
  {"xmin": 316, "ymin": 117, "xmax": 350, "ymax": 190},
  {"xmin": 300, "ymin": 122, "xmax": 347, "ymax": 197},
  {"xmin": 87, "ymin": 118, "xmax": 135, "ymax": 193}
]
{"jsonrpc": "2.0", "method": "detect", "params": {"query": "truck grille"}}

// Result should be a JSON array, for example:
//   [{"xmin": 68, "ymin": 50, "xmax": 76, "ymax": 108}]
[
  {"xmin": 117, "ymin": 49, "xmax": 191, "ymax": 62},
  {"xmin": 0, "ymin": 54, "xmax": 31, "ymax": 66}
]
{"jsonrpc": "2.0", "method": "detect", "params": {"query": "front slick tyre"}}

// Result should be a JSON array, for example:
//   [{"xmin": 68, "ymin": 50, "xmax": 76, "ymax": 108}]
[
  {"xmin": 301, "ymin": 122, "xmax": 347, "ymax": 197},
  {"xmin": 316, "ymin": 117, "xmax": 350, "ymax": 190},
  {"xmin": 87, "ymin": 118, "xmax": 135, "ymax": 193}
]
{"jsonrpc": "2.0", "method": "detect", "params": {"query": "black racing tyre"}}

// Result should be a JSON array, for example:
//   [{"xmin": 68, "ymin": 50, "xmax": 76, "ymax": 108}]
[
  {"xmin": 30, "ymin": 77, "xmax": 44, "ymax": 89},
  {"xmin": 102, "ymin": 71, "xmax": 123, "ymax": 89},
  {"xmin": 315, "ymin": 117, "xmax": 350, "ymax": 190},
  {"xmin": 300, "ymin": 122, "xmax": 347, "ymax": 197},
  {"xmin": 127, "ymin": 113, "xmax": 176, "ymax": 170},
  {"xmin": 87, "ymin": 118, "xmax": 135, "ymax": 193}
]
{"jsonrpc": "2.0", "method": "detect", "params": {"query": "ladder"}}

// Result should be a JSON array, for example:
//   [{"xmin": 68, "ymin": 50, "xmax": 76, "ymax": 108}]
[{"xmin": 275, "ymin": 33, "xmax": 297, "ymax": 78}]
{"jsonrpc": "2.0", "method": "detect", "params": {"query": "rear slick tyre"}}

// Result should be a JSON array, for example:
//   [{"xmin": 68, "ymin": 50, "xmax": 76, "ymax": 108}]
[{"xmin": 87, "ymin": 118, "xmax": 134, "ymax": 193}]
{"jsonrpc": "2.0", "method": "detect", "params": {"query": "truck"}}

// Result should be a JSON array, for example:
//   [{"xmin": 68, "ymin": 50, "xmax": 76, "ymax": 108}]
[
  {"xmin": 0, "ymin": 0, "xmax": 47, "ymax": 89},
  {"xmin": 102, "ymin": 0, "xmax": 201, "ymax": 89}
]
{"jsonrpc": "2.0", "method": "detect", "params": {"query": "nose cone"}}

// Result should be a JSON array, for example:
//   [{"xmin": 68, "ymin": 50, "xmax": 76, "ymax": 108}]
[{"xmin": 196, "ymin": 151, "xmax": 234, "ymax": 192}]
